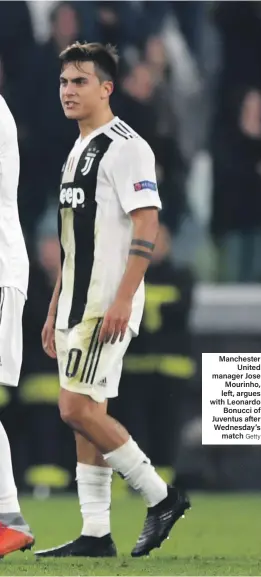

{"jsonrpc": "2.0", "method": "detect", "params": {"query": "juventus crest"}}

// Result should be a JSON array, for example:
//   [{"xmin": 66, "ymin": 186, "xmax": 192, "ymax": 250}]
[
  {"xmin": 61, "ymin": 134, "xmax": 111, "ymax": 201},
  {"xmin": 81, "ymin": 147, "xmax": 99, "ymax": 176}
]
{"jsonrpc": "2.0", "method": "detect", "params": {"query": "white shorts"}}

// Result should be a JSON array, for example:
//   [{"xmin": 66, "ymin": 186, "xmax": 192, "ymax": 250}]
[
  {"xmin": 55, "ymin": 318, "xmax": 132, "ymax": 403},
  {"xmin": 0, "ymin": 287, "xmax": 25, "ymax": 387}
]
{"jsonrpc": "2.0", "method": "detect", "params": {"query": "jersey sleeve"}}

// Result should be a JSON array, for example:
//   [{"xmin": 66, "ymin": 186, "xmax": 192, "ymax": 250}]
[{"xmin": 111, "ymin": 138, "xmax": 162, "ymax": 214}]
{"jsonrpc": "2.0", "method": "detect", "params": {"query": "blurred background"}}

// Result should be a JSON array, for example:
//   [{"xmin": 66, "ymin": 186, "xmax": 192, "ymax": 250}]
[{"xmin": 1, "ymin": 0, "xmax": 261, "ymax": 497}]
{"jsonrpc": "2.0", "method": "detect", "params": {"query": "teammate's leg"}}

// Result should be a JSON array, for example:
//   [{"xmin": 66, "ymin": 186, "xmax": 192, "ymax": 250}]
[
  {"xmin": 0, "ymin": 420, "xmax": 34, "ymax": 556},
  {"xmin": 0, "ymin": 421, "xmax": 20, "ymax": 514},
  {"xmin": 0, "ymin": 288, "xmax": 34, "ymax": 557}
]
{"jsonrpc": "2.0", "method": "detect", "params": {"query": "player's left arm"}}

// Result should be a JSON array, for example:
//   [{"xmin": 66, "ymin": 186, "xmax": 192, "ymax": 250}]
[
  {"xmin": 99, "ymin": 207, "xmax": 159, "ymax": 344},
  {"xmin": 99, "ymin": 138, "xmax": 161, "ymax": 344},
  {"xmin": 120, "ymin": 206, "xmax": 159, "ymax": 297}
]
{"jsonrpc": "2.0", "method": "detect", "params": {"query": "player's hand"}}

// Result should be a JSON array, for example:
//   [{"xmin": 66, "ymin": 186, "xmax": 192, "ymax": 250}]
[
  {"xmin": 41, "ymin": 315, "xmax": 56, "ymax": 358},
  {"xmin": 99, "ymin": 298, "xmax": 132, "ymax": 344}
]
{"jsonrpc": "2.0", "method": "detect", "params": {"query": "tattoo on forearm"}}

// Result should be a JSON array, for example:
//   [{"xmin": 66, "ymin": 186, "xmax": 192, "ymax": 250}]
[
  {"xmin": 131, "ymin": 239, "xmax": 155, "ymax": 251},
  {"xmin": 129, "ymin": 249, "xmax": 152, "ymax": 260}
]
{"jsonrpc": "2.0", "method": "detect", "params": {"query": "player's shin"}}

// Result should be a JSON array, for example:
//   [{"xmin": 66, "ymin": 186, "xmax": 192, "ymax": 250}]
[
  {"xmin": 77, "ymin": 463, "xmax": 112, "ymax": 538},
  {"xmin": 0, "ymin": 422, "xmax": 20, "ymax": 514},
  {"xmin": 75, "ymin": 434, "xmax": 112, "ymax": 538},
  {"xmin": 103, "ymin": 436, "xmax": 167, "ymax": 507}
]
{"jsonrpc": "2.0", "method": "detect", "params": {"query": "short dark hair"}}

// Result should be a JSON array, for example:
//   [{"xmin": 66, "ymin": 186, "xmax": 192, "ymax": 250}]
[{"xmin": 59, "ymin": 41, "xmax": 119, "ymax": 84}]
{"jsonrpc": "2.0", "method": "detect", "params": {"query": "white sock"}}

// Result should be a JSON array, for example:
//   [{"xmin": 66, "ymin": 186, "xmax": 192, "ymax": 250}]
[
  {"xmin": 0, "ymin": 422, "xmax": 20, "ymax": 514},
  {"xmin": 76, "ymin": 463, "xmax": 112, "ymax": 538},
  {"xmin": 103, "ymin": 437, "xmax": 168, "ymax": 507}
]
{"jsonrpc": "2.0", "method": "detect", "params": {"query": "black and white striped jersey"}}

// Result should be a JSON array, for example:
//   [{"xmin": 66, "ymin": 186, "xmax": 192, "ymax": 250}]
[{"xmin": 56, "ymin": 116, "xmax": 162, "ymax": 334}]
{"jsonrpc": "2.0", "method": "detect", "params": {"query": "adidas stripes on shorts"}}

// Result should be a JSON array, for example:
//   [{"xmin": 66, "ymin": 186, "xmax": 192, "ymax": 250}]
[{"xmin": 55, "ymin": 318, "xmax": 132, "ymax": 403}]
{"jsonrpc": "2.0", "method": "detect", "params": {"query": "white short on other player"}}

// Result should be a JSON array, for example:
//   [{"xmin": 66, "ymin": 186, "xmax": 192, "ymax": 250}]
[{"xmin": 0, "ymin": 287, "xmax": 25, "ymax": 387}]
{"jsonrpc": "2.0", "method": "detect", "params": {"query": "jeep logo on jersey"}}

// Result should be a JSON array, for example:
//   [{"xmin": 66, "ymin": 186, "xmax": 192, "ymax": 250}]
[
  {"xmin": 81, "ymin": 148, "xmax": 99, "ymax": 176},
  {"xmin": 60, "ymin": 187, "xmax": 85, "ymax": 208}
]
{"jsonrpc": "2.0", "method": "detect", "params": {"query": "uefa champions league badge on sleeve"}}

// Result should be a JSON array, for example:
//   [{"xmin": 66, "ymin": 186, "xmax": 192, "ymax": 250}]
[{"xmin": 134, "ymin": 181, "xmax": 157, "ymax": 192}]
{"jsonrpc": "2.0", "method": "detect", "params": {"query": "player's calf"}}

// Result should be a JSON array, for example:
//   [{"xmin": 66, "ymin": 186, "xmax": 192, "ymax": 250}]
[{"xmin": 59, "ymin": 388, "xmax": 129, "ymax": 451}]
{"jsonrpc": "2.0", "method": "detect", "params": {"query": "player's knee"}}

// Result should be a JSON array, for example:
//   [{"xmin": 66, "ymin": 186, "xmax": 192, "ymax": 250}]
[
  {"xmin": 59, "ymin": 389, "xmax": 81, "ymax": 427},
  {"xmin": 59, "ymin": 403, "xmax": 77, "ymax": 427},
  {"xmin": 59, "ymin": 389, "xmax": 97, "ymax": 430}
]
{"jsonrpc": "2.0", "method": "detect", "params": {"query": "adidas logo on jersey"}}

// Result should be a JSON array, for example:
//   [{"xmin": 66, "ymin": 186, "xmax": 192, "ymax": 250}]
[{"xmin": 60, "ymin": 187, "xmax": 85, "ymax": 208}]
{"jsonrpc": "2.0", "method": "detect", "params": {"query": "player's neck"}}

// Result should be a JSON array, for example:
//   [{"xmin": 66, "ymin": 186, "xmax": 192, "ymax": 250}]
[{"xmin": 78, "ymin": 109, "xmax": 115, "ymax": 140}]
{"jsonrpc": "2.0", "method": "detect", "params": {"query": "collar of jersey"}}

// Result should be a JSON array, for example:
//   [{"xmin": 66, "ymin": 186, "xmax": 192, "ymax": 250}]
[{"xmin": 76, "ymin": 116, "xmax": 119, "ymax": 146}]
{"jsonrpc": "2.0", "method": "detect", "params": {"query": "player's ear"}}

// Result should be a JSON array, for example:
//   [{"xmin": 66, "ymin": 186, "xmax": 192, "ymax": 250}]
[{"xmin": 101, "ymin": 81, "xmax": 114, "ymax": 100}]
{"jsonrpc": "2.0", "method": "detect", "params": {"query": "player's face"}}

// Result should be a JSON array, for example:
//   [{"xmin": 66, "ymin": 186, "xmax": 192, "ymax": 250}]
[{"xmin": 60, "ymin": 61, "xmax": 112, "ymax": 120}]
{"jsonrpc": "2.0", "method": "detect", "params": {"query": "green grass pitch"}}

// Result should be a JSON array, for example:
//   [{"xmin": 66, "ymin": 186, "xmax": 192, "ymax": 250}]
[{"xmin": 0, "ymin": 491, "xmax": 260, "ymax": 575}]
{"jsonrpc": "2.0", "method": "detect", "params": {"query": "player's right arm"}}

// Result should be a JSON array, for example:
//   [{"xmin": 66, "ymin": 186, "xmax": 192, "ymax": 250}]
[{"xmin": 42, "ymin": 265, "xmax": 62, "ymax": 358}]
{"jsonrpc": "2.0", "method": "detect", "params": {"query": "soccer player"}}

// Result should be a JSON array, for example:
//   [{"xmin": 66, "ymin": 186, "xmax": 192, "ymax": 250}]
[
  {"xmin": 0, "ymin": 95, "xmax": 34, "ymax": 556},
  {"xmin": 36, "ymin": 42, "xmax": 190, "ymax": 559}
]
